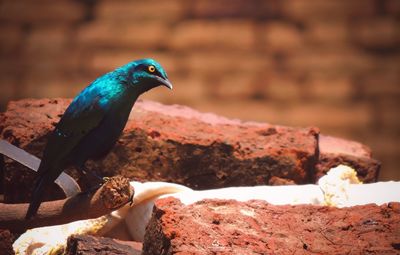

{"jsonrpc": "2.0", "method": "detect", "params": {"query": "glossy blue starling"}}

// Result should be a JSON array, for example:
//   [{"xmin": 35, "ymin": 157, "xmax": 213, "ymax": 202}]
[{"xmin": 26, "ymin": 58, "xmax": 172, "ymax": 219}]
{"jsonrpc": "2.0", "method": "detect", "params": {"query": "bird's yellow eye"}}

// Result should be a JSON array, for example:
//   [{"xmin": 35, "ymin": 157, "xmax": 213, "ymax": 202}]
[{"xmin": 148, "ymin": 65, "xmax": 156, "ymax": 73}]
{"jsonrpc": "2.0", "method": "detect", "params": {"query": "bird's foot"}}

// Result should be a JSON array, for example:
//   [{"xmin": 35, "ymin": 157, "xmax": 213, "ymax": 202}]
[
  {"xmin": 129, "ymin": 193, "xmax": 134, "ymax": 206},
  {"xmin": 102, "ymin": 176, "xmax": 110, "ymax": 183}
]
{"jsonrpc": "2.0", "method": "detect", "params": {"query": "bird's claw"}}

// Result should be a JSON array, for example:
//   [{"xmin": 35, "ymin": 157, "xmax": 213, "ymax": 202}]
[
  {"xmin": 102, "ymin": 176, "xmax": 110, "ymax": 183},
  {"xmin": 129, "ymin": 194, "xmax": 134, "ymax": 206}
]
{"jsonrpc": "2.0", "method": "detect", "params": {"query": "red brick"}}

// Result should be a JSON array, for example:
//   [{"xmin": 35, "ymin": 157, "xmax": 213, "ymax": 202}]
[
  {"xmin": 0, "ymin": 25, "xmax": 23, "ymax": 53},
  {"xmin": 143, "ymin": 197, "xmax": 400, "ymax": 254},
  {"xmin": 350, "ymin": 18, "xmax": 400, "ymax": 49},
  {"xmin": 305, "ymin": 21, "xmax": 348, "ymax": 46},
  {"xmin": 186, "ymin": 100, "xmax": 372, "ymax": 135},
  {"xmin": 95, "ymin": 0, "xmax": 184, "ymax": 22},
  {"xmin": 18, "ymin": 50, "xmax": 83, "ymax": 75},
  {"xmin": 190, "ymin": 0, "xmax": 279, "ymax": 19},
  {"xmin": 0, "ymin": 0, "xmax": 85, "ymax": 24},
  {"xmin": 1, "ymin": 99, "xmax": 381, "ymax": 204},
  {"xmin": 283, "ymin": 0, "xmax": 376, "ymax": 21},
  {"xmin": 317, "ymin": 135, "xmax": 380, "ymax": 182},
  {"xmin": 374, "ymin": 100, "xmax": 400, "ymax": 132},
  {"xmin": 211, "ymin": 73, "xmax": 257, "ymax": 99},
  {"xmin": 306, "ymin": 75, "xmax": 353, "ymax": 102},
  {"xmin": 260, "ymin": 22, "xmax": 303, "ymax": 52},
  {"xmin": 0, "ymin": 82, "xmax": 18, "ymax": 104},
  {"xmin": 1, "ymin": 98, "xmax": 320, "ymax": 202},
  {"xmin": 25, "ymin": 26, "xmax": 70, "ymax": 54},
  {"xmin": 142, "ymin": 75, "xmax": 209, "ymax": 106},
  {"xmin": 255, "ymin": 102, "xmax": 371, "ymax": 131},
  {"xmin": 306, "ymin": 104, "xmax": 371, "ymax": 130},
  {"xmin": 87, "ymin": 51, "xmax": 178, "ymax": 75},
  {"xmin": 384, "ymin": 0, "xmax": 400, "ymax": 15},
  {"xmin": 169, "ymin": 20, "xmax": 255, "ymax": 51},
  {"xmin": 76, "ymin": 21, "xmax": 169, "ymax": 49},
  {"xmin": 287, "ymin": 50, "xmax": 374, "ymax": 74},
  {"xmin": 370, "ymin": 139, "xmax": 400, "ymax": 181},
  {"xmin": 20, "ymin": 77, "xmax": 84, "ymax": 100},
  {"xmin": 361, "ymin": 72, "xmax": 400, "ymax": 98},
  {"xmin": 183, "ymin": 52, "xmax": 272, "ymax": 76},
  {"xmin": 264, "ymin": 76, "xmax": 302, "ymax": 102}
]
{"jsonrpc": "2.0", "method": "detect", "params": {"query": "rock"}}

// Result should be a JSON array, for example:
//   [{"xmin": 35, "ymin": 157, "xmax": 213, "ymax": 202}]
[
  {"xmin": 0, "ymin": 99, "xmax": 70, "ymax": 203},
  {"xmin": 143, "ymin": 197, "xmax": 400, "ymax": 255},
  {"xmin": 65, "ymin": 234, "xmax": 141, "ymax": 255},
  {"xmin": 0, "ymin": 229, "xmax": 14, "ymax": 255},
  {"xmin": 0, "ymin": 99, "xmax": 379, "ymax": 203},
  {"xmin": 317, "ymin": 135, "xmax": 381, "ymax": 182}
]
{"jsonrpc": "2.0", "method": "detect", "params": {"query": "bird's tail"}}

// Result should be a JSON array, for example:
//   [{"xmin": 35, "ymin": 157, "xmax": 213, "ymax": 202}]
[{"xmin": 25, "ymin": 175, "xmax": 50, "ymax": 219}]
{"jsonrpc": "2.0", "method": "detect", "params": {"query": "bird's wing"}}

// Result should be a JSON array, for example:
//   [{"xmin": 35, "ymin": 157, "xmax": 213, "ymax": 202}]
[{"xmin": 37, "ymin": 94, "xmax": 106, "ymax": 176}]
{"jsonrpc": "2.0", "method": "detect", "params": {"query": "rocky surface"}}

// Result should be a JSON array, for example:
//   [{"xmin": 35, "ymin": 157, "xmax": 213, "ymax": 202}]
[
  {"xmin": 0, "ymin": 99, "xmax": 379, "ymax": 203},
  {"xmin": 65, "ymin": 234, "xmax": 141, "ymax": 255},
  {"xmin": 143, "ymin": 197, "xmax": 400, "ymax": 255},
  {"xmin": 317, "ymin": 135, "xmax": 381, "ymax": 182}
]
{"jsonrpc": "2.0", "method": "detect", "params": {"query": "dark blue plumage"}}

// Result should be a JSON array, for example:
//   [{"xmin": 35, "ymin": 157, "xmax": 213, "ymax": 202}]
[{"xmin": 26, "ymin": 59, "xmax": 172, "ymax": 219}]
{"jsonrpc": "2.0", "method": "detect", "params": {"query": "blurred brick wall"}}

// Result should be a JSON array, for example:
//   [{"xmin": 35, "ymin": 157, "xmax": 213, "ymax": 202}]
[{"xmin": 0, "ymin": 0, "xmax": 399, "ymax": 180}]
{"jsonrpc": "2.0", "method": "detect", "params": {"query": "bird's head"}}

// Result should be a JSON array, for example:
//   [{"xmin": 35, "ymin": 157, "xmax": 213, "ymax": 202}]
[{"xmin": 128, "ymin": 58, "xmax": 172, "ymax": 93}]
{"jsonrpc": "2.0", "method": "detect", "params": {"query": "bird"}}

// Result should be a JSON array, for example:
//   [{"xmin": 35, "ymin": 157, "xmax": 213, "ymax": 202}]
[{"xmin": 25, "ymin": 58, "xmax": 172, "ymax": 219}]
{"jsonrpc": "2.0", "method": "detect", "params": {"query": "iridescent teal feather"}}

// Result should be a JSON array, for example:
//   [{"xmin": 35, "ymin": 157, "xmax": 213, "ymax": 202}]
[{"xmin": 26, "ymin": 58, "xmax": 172, "ymax": 219}]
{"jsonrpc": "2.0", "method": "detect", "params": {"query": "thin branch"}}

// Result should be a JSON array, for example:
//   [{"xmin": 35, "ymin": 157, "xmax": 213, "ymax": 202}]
[{"xmin": 0, "ymin": 176, "xmax": 134, "ymax": 233}]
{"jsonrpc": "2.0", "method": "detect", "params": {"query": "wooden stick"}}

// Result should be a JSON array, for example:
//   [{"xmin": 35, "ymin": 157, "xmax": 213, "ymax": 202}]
[{"xmin": 0, "ymin": 176, "xmax": 134, "ymax": 233}]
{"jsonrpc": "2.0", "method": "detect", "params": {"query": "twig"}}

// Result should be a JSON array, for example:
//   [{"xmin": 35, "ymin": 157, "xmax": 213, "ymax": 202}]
[{"xmin": 0, "ymin": 176, "xmax": 134, "ymax": 233}]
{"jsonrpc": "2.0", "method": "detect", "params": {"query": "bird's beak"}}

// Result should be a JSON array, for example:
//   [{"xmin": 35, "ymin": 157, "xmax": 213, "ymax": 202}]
[{"xmin": 156, "ymin": 76, "xmax": 173, "ymax": 90}]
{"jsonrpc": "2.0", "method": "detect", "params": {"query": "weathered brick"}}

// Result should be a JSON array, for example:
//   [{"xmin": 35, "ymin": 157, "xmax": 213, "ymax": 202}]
[
  {"xmin": 20, "ymin": 77, "xmax": 84, "ymax": 99},
  {"xmin": 169, "ymin": 20, "xmax": 255, "ymax": 51},
  {"xmin": 1, "ymin": 99, "xmax": 319, "ymax": 202},
  {"xmin": 350, "ymin": 18, "xmax": 400, "ymax": 49},
  {"xmin": 306, "ymin": 75, "xmax": 353, "ymax": 102},
  {"xmin": 190, "ymin": 0, "xmax": 282, "ymax": 19},
  {"xmin": 20, "ymin": 51, "xmax": 84, "ymax": 80},
  {"xmin": 143, "ymin": 198, "xmax": 400, "ymax": 254},
  {"xmin": 361, "ymin": 72, "xmax": 400, "ymax": 99},
  {"xmin": 260, "ymin": 22, "xmax": 303, "ymax": 52},
  {"xmin": 0, "ymin": 0, "xmax": 85, "ymax": 24},
  {"xmin": 0, "ymin": 25, "xmax": 23, "ymax": 53},
  {"xmin": 149, "ymin": 75, "xmax": 210, "ymax": 106},
  {"xmin": 181, "ymin": 99, "xmax": 371, "ymax": 136},
  {"xmin": 210, "ymin": 73, "xmax": 257, "ymax": 99},
  {"xmin": 183, "ymin": 52, "xmax": 272, "ymax": 76},
  {"xmin": 384, "ymin": 0, "xmax": 400, "ymax": 15},
  {"xmin": 87, "ymin": 51, "xmax": 178, "ymax": 76},
  {"xmin": 364, "ymin": 131, "xmax": 400, "ymax": 181},
  {"xmin": 375, "ymin": 99, "xmax": 400, "ymax": 130},
  {"xmin": 305, "ymin": 22, "xmax": 348, "ymax": 46},
  {"xmin": 0, "ymin": 58, "xmax": 24, "ymax": 76},
  {"xmin": 264, "ymin": 76, "xmax": 303, "ymax": 102},
  {"xmin": 285, "ymin": 103, "xmax": 372, "ymax": 131},
  {"xmin": 317, "ymin": 135, "xmax": 380, "ymax": 182},
  {"xmin": 25, "ymin": 26, "xmax": 70, "ymax": 54},
  {"xmin": 76, "ymin": 21, "xmax": 169, "ymax": 49},
  {"xmin": 95, "ymin": 0, "xmax": 184, "ymax": 22},
  {"xmin": 1, "ymin": 99, "xmax": 381, "ymax": 204},
  {"xmin": 287, "ymin": 50, "xmax": 374, "ymax": 74},
  {"xmin": 282, "ymin": 0, "xmax": 376, "ymax": 21},
  {"xmin": 0, "ymin": 82, "xmax": 17, "ymax": 111}
]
